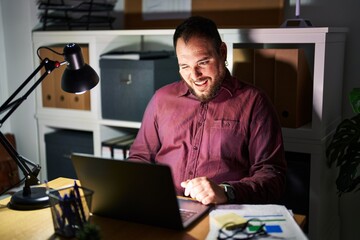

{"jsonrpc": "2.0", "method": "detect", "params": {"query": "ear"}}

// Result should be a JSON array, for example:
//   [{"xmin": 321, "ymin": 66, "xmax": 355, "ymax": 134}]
[{"xmin": 220, "ymin": 42, "xmax": 227, "ymax": 61}]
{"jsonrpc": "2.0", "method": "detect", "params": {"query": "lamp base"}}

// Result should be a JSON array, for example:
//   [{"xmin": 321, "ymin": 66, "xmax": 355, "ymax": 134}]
[
  {"xmin": 281, "ymin": 18, "xmax": 313, "ymax": 28},
  {"xmin": 8, "ymin": 187, "xmax": 50, "ymax": 210}
]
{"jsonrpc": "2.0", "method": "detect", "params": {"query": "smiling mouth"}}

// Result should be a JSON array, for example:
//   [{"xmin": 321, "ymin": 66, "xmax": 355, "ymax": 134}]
[{"xmin": 194, "ymin": 79, "xmax": 208, "ymax": 87}]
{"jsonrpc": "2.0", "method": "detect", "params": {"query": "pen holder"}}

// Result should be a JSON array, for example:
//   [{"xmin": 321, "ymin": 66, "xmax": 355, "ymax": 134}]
[{"xmin": 48, "ymin": 184, "xmax": 94, "ymax": 238}]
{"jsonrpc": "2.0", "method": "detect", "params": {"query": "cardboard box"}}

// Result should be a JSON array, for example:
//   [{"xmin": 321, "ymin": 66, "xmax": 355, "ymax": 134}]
[
  {"xmin": 274, "ymin": 49, "xmax": 313, "ymax": 128},
  {"xmin": 45, "ymin": 130, "xmax": 93, "ymax": 180},
  {"xmin": 232, "ymin": 47, "xmax": 313, "ymax": 128},
  {"xmin": 100, "ymin": 55, "xmax": 179, "ymax": 122},
  {"xmin": 254, "ymin": 49, "xmax": 276, "ymax": 102},
  {"xmin": 232, "ymin": 48, "xmax": 254, "ymax": 85},
  {"xmin": 124, "ymin": 0, "xmax": 285, "ymax": 29}
]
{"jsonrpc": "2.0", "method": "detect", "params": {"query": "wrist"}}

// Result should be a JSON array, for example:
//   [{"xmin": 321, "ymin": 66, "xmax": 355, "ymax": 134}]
[{"xmin": 220, "ymin": 183, "xmax": 236, "ymax": 203}]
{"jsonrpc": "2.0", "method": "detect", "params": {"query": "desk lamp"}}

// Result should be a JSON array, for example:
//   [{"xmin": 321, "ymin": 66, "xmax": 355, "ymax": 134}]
[{"xmin": 0, "ymin": 43, "xmax": 99, "ymax": 210}]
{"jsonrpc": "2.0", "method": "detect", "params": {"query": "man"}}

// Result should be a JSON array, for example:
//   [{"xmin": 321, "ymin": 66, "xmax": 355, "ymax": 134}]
[{"xmin": 129, "ymin": 16, "xmax": 286, "ymax": 205}]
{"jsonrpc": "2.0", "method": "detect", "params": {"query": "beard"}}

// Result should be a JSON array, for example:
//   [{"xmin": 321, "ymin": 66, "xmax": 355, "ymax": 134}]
[
  {"xmin": 184, "ymin": 70, "xmax": 225, "ymax": 102},
  {"xmin": 187, "ymin": 79, "xmax": 222, "ymax": 102}
]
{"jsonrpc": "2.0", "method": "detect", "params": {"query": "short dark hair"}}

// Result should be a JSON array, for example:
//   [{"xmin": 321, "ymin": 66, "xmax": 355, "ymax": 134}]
[{"xmin": 173, "ymin": 16, "xmax": 222, "ymax": 53}]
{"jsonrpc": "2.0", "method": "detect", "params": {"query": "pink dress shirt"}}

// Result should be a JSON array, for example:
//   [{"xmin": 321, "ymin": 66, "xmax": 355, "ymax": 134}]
[{"xmin": 129, "ymin": 70, "xmax": 287, "ymax": 203}]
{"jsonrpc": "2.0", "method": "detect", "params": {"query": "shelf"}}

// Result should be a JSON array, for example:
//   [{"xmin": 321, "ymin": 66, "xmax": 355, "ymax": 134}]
[
  {"xmin": 32, "ymin": 27, "xmax": 347, "ymax": 141},
  {"xmin": 99, "ymin": 119, "xmax": 141, "ymax": 129},
  {"xmin": 33, "ymin": 28, "xmax": 347, "ymax": 240}
]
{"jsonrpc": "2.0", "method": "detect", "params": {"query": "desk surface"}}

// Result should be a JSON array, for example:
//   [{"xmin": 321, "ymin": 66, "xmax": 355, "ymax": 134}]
[{"xmin": 0, "ymin": 177, "xmax": 305, "ymax": 240}]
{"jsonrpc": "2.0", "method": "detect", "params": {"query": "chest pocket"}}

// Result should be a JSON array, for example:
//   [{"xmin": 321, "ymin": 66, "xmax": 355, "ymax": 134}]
[{"xmin": 209, "ymin": 120, "xmax": 246, "ymax": 161}]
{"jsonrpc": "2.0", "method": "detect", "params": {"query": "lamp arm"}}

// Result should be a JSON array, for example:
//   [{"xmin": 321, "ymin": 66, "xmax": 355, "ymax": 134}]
[
  {"xmin": 0, "ymin": 132, "xmax": 40, "ymax": 186},
  {"xmin": 0, "ymin": 58, "xmax": 61, "ymax": 194},
  {"xmin": 0, "ymin": 58, "xmax": 61, "ymax": 125}
]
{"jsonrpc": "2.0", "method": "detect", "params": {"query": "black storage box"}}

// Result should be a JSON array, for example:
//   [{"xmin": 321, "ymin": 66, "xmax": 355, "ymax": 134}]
[
  {"xmin": 100, "ymin": 55, "xmax": 179, "ymax": 122},
  {"xmin": 45, "ymin": 130, "xmax": 93, "ymax": 181}
]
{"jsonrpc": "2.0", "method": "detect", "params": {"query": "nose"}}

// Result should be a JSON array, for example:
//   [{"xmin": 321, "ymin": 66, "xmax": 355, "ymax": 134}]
[{"xmin": 190, "ymin": 66, "xmax": 202, "ymax": 79}]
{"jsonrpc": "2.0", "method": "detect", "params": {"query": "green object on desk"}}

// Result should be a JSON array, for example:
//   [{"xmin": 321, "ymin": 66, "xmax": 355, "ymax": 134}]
[
  {"xmin": 76, "ymin": 222, "xmax": 101, "ymax": 240},
  {"xmin": 349, "ymin": 88, "xmax": 360, "ymax": 113}
]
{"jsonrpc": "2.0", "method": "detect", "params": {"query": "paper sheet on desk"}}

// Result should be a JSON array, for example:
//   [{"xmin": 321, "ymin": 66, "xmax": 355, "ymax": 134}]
[{"xmin": 206, "ymin": 204, "xmax": 308, "ymax": 240}]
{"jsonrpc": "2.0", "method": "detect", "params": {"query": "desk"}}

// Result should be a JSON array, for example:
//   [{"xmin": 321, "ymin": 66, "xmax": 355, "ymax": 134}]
[{"xmin": 0, "ymin": 177, "xmax": 305, "ymax": 239}]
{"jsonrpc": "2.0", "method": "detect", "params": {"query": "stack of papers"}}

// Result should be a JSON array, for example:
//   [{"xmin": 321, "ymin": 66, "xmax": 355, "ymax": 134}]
[{"xmin": 206, "ymin": 204, "xmax": 308, "ymax": 240}]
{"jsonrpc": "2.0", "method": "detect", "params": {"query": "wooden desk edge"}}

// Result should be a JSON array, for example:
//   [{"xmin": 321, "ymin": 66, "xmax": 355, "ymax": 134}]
[{"xmin": 293, "ymin": 214, "xmax": 307, "ymax": 229}]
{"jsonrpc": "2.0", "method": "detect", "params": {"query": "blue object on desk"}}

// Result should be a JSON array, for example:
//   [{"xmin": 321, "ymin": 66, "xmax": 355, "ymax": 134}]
[{"xmin": 265, "ymin": 225, "xmax": 283, "ymax": 233}]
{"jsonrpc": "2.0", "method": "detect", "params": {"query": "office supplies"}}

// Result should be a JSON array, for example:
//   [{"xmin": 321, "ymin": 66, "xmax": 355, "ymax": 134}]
[
  {"xmin": 71, "ymin": 153, "xmax": 212, "ymax": 230},
  {"xmin": 207, "ymin": 204, "xmax": 308, "ymax": 239},
  {"xmin": 48, "ymin": 182, "xmax": 94, "ymax": 238}
]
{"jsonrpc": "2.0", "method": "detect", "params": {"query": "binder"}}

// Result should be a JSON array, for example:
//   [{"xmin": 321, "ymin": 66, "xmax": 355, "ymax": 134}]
[
  {"xmin": 232, "ymin": 48, "xmax": 254, "ymax": 84},
  {"xmin": 254, "ymin": 49, "xmax": 276, "ymax": 102},
  {"xmin": 274, "ymin": 49, "xmax": 312, "ymax": 128},
  {"xmin": 101, "ymin": 134, "xmax": 136, "ymax": 158},
  {"xmin": 113, "ymin": 138, "xmax": 136, "ymax": 160},
  {"xmin": 39, "ymin": 48, "xmax": 64, "ymax": 108}
]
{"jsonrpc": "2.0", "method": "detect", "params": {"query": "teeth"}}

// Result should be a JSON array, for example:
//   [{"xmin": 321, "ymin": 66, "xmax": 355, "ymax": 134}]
[{"xmin": 194, "ymin": 80, "xmax": 207, "ymax": 86}]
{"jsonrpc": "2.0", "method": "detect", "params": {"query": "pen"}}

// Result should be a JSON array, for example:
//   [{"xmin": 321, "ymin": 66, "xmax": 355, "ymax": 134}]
[
  {"xmin": 63, "ymin": 193, "xmax": 76, "ymax": 233},
  {"xmin": 46, "ymin": 180, "xmax": 65, "ymax": 230},
  {"xmin": 74, "ymin": 180, "xmax": 87, "ymax": 222},
  {"xmin": 70, "ymin": 190, "xmax": 83, "ymax": 228}
]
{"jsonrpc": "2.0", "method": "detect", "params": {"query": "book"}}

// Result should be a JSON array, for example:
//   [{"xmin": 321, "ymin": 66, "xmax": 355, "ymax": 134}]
[
  {"xmin": 101, "ymin": 134, "xmax": 136, "ymax": 158},
  {"xmin": 113, "ymin": 138, "xmax": 136, "ymax": 160}
]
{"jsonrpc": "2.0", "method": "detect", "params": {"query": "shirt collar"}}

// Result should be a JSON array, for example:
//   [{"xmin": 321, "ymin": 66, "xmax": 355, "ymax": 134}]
[{"xmin": 221, "ymin": 70, "xmax": 240, "ymax": 97}]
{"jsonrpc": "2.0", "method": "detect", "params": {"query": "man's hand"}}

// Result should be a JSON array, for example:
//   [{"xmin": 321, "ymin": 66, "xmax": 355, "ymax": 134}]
[{"xmin": 180, "ymin": 177, "xmax": 228, "ymax": 205}]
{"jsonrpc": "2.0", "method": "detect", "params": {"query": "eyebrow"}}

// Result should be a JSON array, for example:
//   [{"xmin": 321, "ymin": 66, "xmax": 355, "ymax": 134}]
[
  {"xmin": 197, "ymin": 57, "xmax": 211, "ymax": 62},
  {"xmin": 179, "ymin": 56, "xmax": 211, "ymax": 67}
]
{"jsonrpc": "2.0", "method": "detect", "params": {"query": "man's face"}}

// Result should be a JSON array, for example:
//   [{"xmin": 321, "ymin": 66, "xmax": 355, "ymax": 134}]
[{"xmin": 176, "ymin": 37, "xmax": 227, "ymax": 102}]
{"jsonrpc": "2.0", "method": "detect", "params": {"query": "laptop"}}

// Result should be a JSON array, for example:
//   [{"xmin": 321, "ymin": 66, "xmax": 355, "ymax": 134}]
[{"xmin": 71, "ymin": 153, "xmax": 212, "ymax": 230}]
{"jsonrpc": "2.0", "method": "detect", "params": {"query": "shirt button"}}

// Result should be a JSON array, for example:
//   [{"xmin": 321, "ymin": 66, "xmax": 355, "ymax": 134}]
[{"xmin": 193, "ymin": 146, "xmax": 198, "ymax": 150}]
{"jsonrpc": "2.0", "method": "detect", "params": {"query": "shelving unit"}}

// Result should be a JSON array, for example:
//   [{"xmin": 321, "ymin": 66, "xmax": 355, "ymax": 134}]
[{"xmin": 32, "ymin": 27, "xmax": 346, "ymax": 240}]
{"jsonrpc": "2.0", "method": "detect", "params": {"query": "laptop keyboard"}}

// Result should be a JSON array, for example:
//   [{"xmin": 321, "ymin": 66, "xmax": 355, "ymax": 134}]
[{"xmin": 180, "ymin": 209, "xmax": 197, "ymax": 222}]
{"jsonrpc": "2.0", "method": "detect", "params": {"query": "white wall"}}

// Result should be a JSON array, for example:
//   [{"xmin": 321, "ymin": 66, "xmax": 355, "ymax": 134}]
[
  {"xmin": 0, "ymin": 2, "xmax": 10, "ymax": 133},
  {"xmin": 0, "ymin": 0, "xmax": 39, "ymax": 166}
]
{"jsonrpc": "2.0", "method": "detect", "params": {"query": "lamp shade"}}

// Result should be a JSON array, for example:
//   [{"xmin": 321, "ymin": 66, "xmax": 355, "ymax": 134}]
[{"xmin": 61, "ymin": 43, "xmax": 99, "ymax": 93}]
